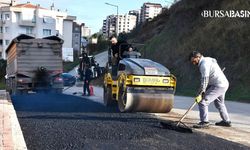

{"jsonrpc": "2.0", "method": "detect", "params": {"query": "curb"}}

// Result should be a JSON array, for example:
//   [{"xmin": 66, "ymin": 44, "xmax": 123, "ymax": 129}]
[{"xmin": 0, "ymin": 90, "xmax": 27, "ymax": 150}]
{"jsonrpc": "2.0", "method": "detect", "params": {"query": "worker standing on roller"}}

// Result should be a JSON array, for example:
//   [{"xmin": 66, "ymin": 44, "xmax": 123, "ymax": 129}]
[
  {"xmin": 189, "ymin": 51, "xmax": 231, "ymax": 128},
  {"xmin": 109, "ymin": 35, "xmax": 130, "ymax": 75}
]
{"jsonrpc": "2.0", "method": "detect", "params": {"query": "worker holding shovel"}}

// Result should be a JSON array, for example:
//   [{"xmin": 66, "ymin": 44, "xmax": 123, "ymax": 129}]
[{"xmin": 189, "ymin": 51, "xmax": 231, "ymax": 128}]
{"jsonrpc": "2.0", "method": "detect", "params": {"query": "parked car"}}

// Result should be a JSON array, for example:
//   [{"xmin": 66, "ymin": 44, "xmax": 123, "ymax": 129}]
[{"xmin": 61, "ymin": 73, "xmax": 76, "ymax": 86}]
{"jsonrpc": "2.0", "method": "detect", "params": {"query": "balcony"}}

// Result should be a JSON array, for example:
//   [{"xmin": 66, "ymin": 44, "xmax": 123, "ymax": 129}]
[{"xmin": 19, "ymin": 20, "xmax": 36, "ymax": 27}]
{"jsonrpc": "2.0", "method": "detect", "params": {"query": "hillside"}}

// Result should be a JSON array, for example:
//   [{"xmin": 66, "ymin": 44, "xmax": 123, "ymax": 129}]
[{"xmin": 129, "ymin": 0, "xmax": 250, "ymax": 101}]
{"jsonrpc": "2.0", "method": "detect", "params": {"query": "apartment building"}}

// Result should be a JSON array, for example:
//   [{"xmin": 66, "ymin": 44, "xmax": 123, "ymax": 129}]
[
  {"xmin": 72, "ymin": 22, "xmax": 83, "ymax": 52},
  {"xmin": 118, "ymin": 14, "xmax": 136, "ymax": 34},
  {"xmin": 140, "ymin": 2, "xmax": 162, "ymax": 23},
  {"xmin": 129, "ymin": 10, "xmax": 140, "ymax": 25},
  {"xmin": 81, "ymin": 26, "xmax": 91, "ymax": 38},
  {"xmin": 102, "ymin": 14, "xmax": 136, "ymax": 38},
  {"xmin": 102, "ymin": 15, "xmax": 116, "ymax": 38},
  {"xmin": 0, "ymin": 2, "xmax": 76, "ymax": 59}
]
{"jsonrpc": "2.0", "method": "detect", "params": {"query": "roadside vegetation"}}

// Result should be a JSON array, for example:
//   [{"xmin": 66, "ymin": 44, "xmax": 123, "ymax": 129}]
[{"xmin": 128, "ymin": 0, "xmax": 250, "ymax": 102}]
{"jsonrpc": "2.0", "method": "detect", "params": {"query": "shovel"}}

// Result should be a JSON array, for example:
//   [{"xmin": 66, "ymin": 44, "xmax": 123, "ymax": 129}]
[
  {"xmin": 160, "ymin": 67, "xmax": 226, "ymax": 133},
  {"xmin": 160, "ymin": 101, "xmax": 196, "ymax": 133}
]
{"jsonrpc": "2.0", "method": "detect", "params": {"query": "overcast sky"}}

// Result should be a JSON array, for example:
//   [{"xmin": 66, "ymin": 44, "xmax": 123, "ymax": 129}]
[{"xmin": 19, "ymin": 0, "xmax": 174, "ymax": 34}]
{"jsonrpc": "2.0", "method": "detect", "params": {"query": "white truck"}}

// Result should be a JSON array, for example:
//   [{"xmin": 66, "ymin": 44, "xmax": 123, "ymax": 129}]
[{"xmin": 5, "ymin": 34, "xmax": 64, "ymax": 94}]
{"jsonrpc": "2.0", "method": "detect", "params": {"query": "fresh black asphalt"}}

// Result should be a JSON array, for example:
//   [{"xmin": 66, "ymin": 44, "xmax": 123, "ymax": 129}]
[{"xmin": 12, "ymin": 93, "xmax": 250, "ymax": 150}]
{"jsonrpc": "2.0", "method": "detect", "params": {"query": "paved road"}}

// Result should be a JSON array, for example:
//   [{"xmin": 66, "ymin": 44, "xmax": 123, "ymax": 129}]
[
  {"xmin": 64, "ymin": 85, "xmax": 250, "ymax": 147},
  {"xmin": 12, "ymin": 93, "xmax": 249, "ymax": 150},
  {"xmin": 65, "ymin": 50, "xmax": 250, "ymax": 147}
]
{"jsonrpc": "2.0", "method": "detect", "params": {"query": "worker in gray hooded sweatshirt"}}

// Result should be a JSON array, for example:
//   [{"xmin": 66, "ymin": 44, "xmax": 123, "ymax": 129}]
[{"xmin": 189, "ymin": 51, "xmax": 231, "ymax": 128}]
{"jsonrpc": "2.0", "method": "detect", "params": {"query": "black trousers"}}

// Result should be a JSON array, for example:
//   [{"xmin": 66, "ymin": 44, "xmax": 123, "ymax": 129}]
[{"xmin": 83, "ymin": 80, "xmax": 90, "ymax": 95}]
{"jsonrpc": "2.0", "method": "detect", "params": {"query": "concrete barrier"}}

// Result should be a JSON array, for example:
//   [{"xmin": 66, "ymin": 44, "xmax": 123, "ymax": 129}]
[{"xmin": 0, "ymin": 90, "xmax": 27, "ymax": 150}]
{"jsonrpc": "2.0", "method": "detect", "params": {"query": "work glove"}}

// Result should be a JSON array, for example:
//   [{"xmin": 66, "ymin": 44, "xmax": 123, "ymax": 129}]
[{"xmin": 195, "ymin": 94, "xmax": 202, "ymax": 103}]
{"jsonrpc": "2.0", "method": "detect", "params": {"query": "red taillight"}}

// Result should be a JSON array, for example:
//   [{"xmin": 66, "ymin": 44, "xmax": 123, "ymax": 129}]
[
  {"xmin": 52, "ymin": 70, "xmax": 63, "ymax": 74},
  {"xmin": 17, "ymin": 79, "xmax": 23, "ymax": 83},
  {"xmin": 55, "ymin": 77, "xmax": 63, "ymax": 82}
]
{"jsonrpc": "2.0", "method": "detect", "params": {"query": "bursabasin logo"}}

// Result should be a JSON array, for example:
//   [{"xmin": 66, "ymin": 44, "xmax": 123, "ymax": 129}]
[{"xmin": 201, "ymin": 10, "xmax": 250, "ymax": 18}]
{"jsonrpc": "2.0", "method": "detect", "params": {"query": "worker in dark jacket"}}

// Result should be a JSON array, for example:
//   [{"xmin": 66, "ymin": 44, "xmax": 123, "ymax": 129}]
[
  {"xmin": 83, "ymin": 64, "xmax": 92, "ymax": 96},
  {"xmin": 110, "ymin": 36, "xmax": 130, "ymax": 61},
  {"xmin": 109, "ymin": 36, "xmax": 130, "ymax": 76}
]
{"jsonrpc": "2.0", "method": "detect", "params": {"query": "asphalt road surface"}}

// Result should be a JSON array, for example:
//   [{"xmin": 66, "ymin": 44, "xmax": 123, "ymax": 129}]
[{"xmin": 12, "ymin": 93, "xmax": 249, "ymax": 150}]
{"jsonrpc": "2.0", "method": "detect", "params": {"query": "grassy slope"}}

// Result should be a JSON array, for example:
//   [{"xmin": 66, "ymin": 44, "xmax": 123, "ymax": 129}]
[{"xmin": 129, "ymin": 0, "xmax": 250, "ymax": 101}]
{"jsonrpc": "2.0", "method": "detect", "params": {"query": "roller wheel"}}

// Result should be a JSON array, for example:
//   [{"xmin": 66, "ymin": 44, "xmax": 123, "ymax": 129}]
[
  {"xmin": 118, "ymin": 82, "xmax": 126, "ymax": 112},
  {"xmin": 118, "ymin": 77, "xmax": 129, "ymax": 112},
  {"xmin": 103, "ymin": 85, "xmax": 116, "ymax": 106}
]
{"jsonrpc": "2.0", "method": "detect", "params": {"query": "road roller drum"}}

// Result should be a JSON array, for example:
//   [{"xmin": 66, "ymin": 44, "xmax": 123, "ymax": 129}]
[{"xmin": 104, "ymin": 49, "xmax": 176, "ymax": 113}]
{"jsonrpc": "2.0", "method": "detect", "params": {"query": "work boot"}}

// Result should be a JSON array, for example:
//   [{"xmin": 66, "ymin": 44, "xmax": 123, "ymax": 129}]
[
  {"xmin": 193, "ymin": 121, "xmax": 210, "ymax": 128},
  {"xmin": 215, "ymin": 120, "xmax": 232, "ymax": 127}
]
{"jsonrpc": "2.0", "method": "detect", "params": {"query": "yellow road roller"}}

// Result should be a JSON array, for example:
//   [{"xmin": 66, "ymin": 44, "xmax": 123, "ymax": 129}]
[{"xmin": 103, "ymin": 50, "xmax": 176, "ymax": 113}]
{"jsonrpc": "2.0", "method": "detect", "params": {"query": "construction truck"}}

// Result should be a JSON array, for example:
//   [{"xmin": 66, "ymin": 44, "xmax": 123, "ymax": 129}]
[
  {"xmin": 5, "ymin": 34, "xmax": 64, "ymax": 94},
  {"xmin": 103, "ymin": 44, "xmax": 176, "ymax": 113}
]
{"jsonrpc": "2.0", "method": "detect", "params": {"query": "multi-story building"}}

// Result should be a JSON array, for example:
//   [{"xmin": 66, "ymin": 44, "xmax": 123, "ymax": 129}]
[
  {"xmin": 0, "ymin": 1, "xmax": 76, "ymax": 59},
  {"xmin": 81, "ymin": 25, "xmax": 91, "ymax": 38},
  {"xmin": 102, "ymin": 14, "xmax": 136, "ymax": 38},
  {"xmin": 129, "ymin": 10, "xmax": 140, "ymax": 25},
  {"xmin": 118, "ymin": 14, "xmax": 136, "ymax": 34},
  {"xmin": 72, "ymin": 22, "xmax": 82, "ymax": 52},
  {"xmin": 102, "ymin": 15, "xmax": 116, "ymax": 38},
  {"xmin": 102, "ymin": 19, "xmax": 107, "ymax": 36},
  {"xmin": 140, "ymin": 2, "xmax": 162, "ymax": 23}
]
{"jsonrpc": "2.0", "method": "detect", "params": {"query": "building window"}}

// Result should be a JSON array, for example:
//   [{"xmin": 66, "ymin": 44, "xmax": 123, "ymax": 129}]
[
  {"xmin": 5, "ymin": 27, "xmax": 9, "ymax": 33},
  {"xmin": 56, "ymin": 30, "xmax": 59, "ymax": 36},
  {"xmin": 5, "ymin": 40, "xmax": 10, "ymax": 46},
  {"xmin": 15, "ymin": 12, "xmax": 20, "ymax": 21},
  {"xmin": 43, "ymin": 29, "xmax": 51, "ymax": 36},
  {"xmin": 32, "ymin": 16, "xmax": 36, "ymax": 23},
  {"xmin": 0, "ymin": 27, "xmax": 2, "ymax": 33},
  {"xmin": 0, "ymin": 40, "xmax": 3, "ymax": 45},
  {"xmin": 26, "ymin": 27, "xmax": 33, "ymax": 35},
  {"xmin": 5, "ymin": 14, "xmax": 10, "ymax": 20},
  {"xmin": 43, "ymin": 16, "xmax": 54, "ymax": 23}
]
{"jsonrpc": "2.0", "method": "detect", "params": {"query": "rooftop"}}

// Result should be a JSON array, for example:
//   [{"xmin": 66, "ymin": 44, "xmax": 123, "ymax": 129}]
[{"xmin": 13, "ymin": 2, "xmax": 46, "ymax": 10}]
